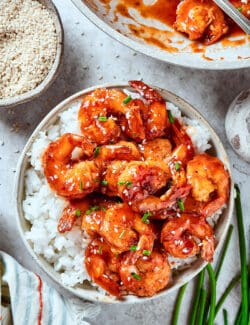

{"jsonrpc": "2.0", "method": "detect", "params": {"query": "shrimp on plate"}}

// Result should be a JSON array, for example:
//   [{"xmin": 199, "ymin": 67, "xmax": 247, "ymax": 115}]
[
  {"xmin": 129, "ymin": 80, "xmax": 169, "ymax": 140},
  {"xmin": 42, "ymin": 133, "xmax": 100, "ymax": 199},
  {"xmin": 139, "ymin": 138, "xmax": 172, "ymax": 161},
  {"xmin": 161, "ymin": 213, "xmax": 214, "ymax": 262},
  {"xmin": 174, "ymin": 0, "xmax": 229, "ymax": 45},
  {"xmin": 85, "ymin": 238, "xmax": 121, "ymax": 297},
  {"xmin": 119, "ymin": 248, "xmax": 171, "ymax": 297},
  {"xmin": 99, "ymin": 203, "xmax": 156, "ymax": 255},
  {"xmin": 58, "ymin": 197, "xmax": 90, "ymax": 233},
  {"xmin": 186, "ymin": 153, "xmax": 230, "ymax": 217},
  {"xmin": 78, "ymin": 88, "xmax": 145, "ymax": 144}
]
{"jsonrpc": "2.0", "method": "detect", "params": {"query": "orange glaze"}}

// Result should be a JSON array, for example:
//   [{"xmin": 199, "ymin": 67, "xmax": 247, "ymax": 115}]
[{"xmin": 93, "ymin": 0, "xmax": 246, "ymax": 48}]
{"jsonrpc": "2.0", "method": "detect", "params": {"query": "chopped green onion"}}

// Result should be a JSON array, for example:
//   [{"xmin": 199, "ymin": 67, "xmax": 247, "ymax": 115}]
[
  {"xmin": 206, "ymin": 264, "xmax": 216, "ymax": 325},
  {"xmin": 168, "ymin": 110, "xmax": 174, "ymax": 123},
  {"xmin": 143, "ymin": 250, "xmax": 151, "ymax": 256},
  {"xmin": 98, "ymin": 245, "xmax": 103, "ymax": 254},
  {"xmin": 118, "ymin": 181, "xmax": 133, "ymax": 188},
  {"xmin": 177, "ymin": 199, "xmax": 185, "ymax": 211},
  {"xmin": 75, "ymin": 209, "xmax": 81, "ymax": 217},
  {"xmin": 123, "ymin": 95, "xmax": 132, "ymax": 104},
  {"xmin": 172, "ymin": 283, "xmax": 188, "ymax": 325},
  {"xmin": 100, "ymin": 206, "xmax": 107, "ymax": 212},
  {"xmin": 91, "ymin": 205, "xmax": 99, "ymax": 211},
  {"xmin": 94, "ymin": 146, "xmax": 100, "ymax": 158},
  {"xmin": 119, "ymin": 229, "xmax": 126, "ymax": 239},
  {"xmin": 189, "ymin": 269, "xmax": 205, "ymax": 325},
  {"xmin": 131, "ymin": 272, "xmax": 141, "ymax": 280},
  {"xmin": 80, "ymin": 181, "xmax": 83, "ymax": 191},
  {"xmin": 234, "ymin": 185, "xmax": 248, "ymax": 325},
  {"xmin": 237, "ymin": 6, "xmax": 242, "ymax": 11},
  {"xmin": 197, "ymin": 288, "xmax": 207, "ymax": 325},
  {"xmin": 98, "ymin": 116, "xmax": 108, "ymax": 122},
  {"xmin": 215, "ymin": 224, "xmax": 234, "ymax": 280},
  {"xmin": 130, "ymin": 245, "xmax": 137, "ymax": 251},
  {"xmin": 101, "ymin": 179, "xmax": 108, "ymax": 186},
  {"xmin": 85, "ymin": 209, "xmax": 91, "ymax": 215},
  {"xmin": 175, "ymin": 162, "xmax": 180, "ymax": 171},
  {"xmin": 141, "ymin": 211, "xmax": 151, "ymax": 224},
  {"xmin": 223, "ymin": 309, "xmax": 228, "ymax": 325},
  {"xmin": 215, "ymin": 274, "xmax": 240, "ymax": 316}
]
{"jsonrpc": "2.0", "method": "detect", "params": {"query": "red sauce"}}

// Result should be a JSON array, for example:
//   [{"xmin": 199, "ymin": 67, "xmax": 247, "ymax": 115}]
[
  {"xmin": 36, "ymin": 274, "xmax": 43, "ymax": 325},
  {"xmin": 89, "ymin": 0, "xmax": 248, "ymax": 54}
]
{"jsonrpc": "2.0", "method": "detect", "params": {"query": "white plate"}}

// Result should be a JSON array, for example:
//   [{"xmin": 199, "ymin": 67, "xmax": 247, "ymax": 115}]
[
  {"xmin": 15, "ymin": 83, "xmax": 234, "ymax": 303},
  {"xmin": 70, "ymin": 0, "xmax": 250, "ymax": 70}
]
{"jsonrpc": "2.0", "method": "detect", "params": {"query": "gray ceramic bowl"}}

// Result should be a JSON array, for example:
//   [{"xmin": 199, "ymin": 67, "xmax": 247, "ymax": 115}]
[
  {"xmin": 0, "ymin": 0, "xmax": 64, "ymax": 108},
  {"xmin": 70, "ymin": 0, "xmax": 250, "ymax": 70},
  {"xmin": 15, "ymin": 83, "xmax": 234, "ymax": 303}
]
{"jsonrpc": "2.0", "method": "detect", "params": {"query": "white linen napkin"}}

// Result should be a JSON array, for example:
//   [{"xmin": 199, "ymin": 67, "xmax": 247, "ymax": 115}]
[{"xmin": 0, "ymin": 251, "xmax": 101, "ymax": 325}]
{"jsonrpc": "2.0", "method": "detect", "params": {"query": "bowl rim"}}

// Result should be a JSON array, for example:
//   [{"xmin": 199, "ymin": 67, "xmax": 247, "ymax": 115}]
[
  {"xmin": 0, "ymin": 0, "xmax": 64, "ymax": 108},
  {"xmin": 14, "ymin": 82, "xmax": 234, "ymax": 303},
  {"xmin": 70, "ymin": 0, "xmax": 250, "ymax": 70}
]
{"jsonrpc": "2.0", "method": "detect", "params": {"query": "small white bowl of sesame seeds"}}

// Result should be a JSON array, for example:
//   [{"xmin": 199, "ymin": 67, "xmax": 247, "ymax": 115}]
[{"xmin": 0, "ymin": 0, "xmax": 64, "ymax": 108}]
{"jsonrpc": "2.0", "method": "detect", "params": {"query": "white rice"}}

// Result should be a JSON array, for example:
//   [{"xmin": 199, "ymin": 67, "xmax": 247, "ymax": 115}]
[{"xmin": 23, "ymin": 99, "xmax": 213, "ymax": 289}]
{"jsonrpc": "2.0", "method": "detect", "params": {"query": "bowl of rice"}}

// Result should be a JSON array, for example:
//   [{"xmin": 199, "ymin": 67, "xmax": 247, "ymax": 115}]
[
  {"xmin": 15, "ymin": 82, "xmax": 234, "ymax": 303},
  {"xmin": 0, "ymin": 0, "xmax": 63, "ymax": 108}
]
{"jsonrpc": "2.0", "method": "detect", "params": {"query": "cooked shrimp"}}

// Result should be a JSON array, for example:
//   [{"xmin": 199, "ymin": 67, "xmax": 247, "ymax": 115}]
[
  {"xmin": 78, "ymin": 88, "xmax": 145, "ymax": 144},
  {"xmin": 100, "ymin": 203, "xmax": 156, "ymax": 254},
  {"xmin": 42, "ymin": 133, "xmax": 100, "ymax": 199},
  {"xmin": 139, "ymin": 138, "xmax": 172, "ymax": 161},
  {"xmin": 119, "ymin": 249, "xmax": 171, "ymax": 297},
  {"xmin": 58, "ymin": 198, "xmax": 90, "ymax": 233},
  {"xmin": 85, "ymin": 238, "xmax": 121, "ymax": 297},
  {"xmin": 174, "ymin": 0, "xmax": 228, "ymax": 45},
  {"xmin": 186, "ymin": 153, "xmax": 230, "ymax": 216},
  {"xmin": 161, "ymin": 214, "xmax": 214, "ymax": 262},
  {"xmin": 117, "ymin": 161, "xmax": 170, "ymax": 203},
  {"xmin": 129, "ymin": 80, "xmax": 169, "ymax": 139},
  {"xmin": 96, "ymin": 141, "xmax": 142, "ymax": 163},
  {"xmin": 81, "ymin": 197, "xmax": 118, "ymax": 236}
]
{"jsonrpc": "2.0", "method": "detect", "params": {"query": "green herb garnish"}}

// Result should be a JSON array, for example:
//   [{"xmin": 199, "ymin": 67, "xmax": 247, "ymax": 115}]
[
  {"xmin": 131, "ymin": 272, "xmax": 141, "ymax": 280},
  {"xmin": 175, "ymin": 162, "xmax": 180, "ymax": 171},
  {"xmin": 177, "ymin": 199, "xmax": 185, "ymax": 211},
  {"xmin": 101, "ymin": 179, "xmax": 108, "ymax": 186},
  {"xmin": 85, "ymin": 209, "xmax": 91, "ymax": 215},
  {"xmin": 142, "ymin": 250, "xmax": 151, "ymax": 256},
  {"xmin": 237, "ymin": 6, "xmax": 242, "ymax": 11},
  {"xmin": 172, "ymin": 283, "xmax": 188, "ymax": 325},
  {"xmin": 94, "ymin": 146, "xmax": 100, "ymax": 158},
  {"xmin": 98, "ymin": 116, "xmax": 108, "ymax": 122},
  {"xmin": 75, "ymin": 209, "xmax": 81, "ymax": 217},
  {"xmin": 130, "ymin": 245, "xmax": 137, "ymax": 251},
  {"xmin": 123, "ymin": 95, "xmax": 132, "ymax": 104},
  {"xmin": 118, "ymin": 181, "xmax": 133, "ymax": 188},
  {"xmin": 141, "ymin": 211, "xmax": 151, "ymax": 224},
  {"xmin": 168, "ymin": 110, "xmax": 174, "ymax": 123}
]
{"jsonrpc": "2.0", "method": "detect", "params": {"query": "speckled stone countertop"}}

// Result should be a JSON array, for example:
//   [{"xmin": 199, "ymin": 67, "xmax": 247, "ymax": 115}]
[{"xmin": 0, "ymin": 1, "xmax": 250, "ymax": 324}]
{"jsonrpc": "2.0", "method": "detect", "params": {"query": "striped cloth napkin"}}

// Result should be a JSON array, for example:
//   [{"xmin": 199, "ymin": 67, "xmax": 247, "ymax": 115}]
[{"xmin": 0, "ymin": 251, "xmax": 101, "ymax": 325}]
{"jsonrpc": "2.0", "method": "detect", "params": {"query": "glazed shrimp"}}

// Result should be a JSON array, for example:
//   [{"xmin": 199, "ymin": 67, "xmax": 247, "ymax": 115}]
[
  {"xmin": 99, "ymin": 203, "xmax": 156, "ymax": 254},
  {"xmin": 161, "ymin": 214, "xmax": 214, "ymax": 262},
  {"xmin": 42, "ymin": 133, "xmax": 100, "ymax": 199},
  {"xmin": 117, "ymin": 161, "xmax": 170, "ymax": 203},
  {"xmin": 139, "ymin": 138, "xmax": 172, "ymax": 161},
  {"xmin": 78, "ymin": 88, "xmax": 145, "ymax": 144},
  {"xmin": 129, "ymin": 80, "xmax": 169, "ymax": 140},
  {"xmin": 174, "ymin": 0, "xmax": 228, "ymax": 45},
  {"xmin": 186, "ymin": 153, "xmax": 230, "ymax": 216},
  {"xmin": 119, "ymin": 249, "xmax": 171, "ymax": 297},
  {"xmin": 58, "ymin": 198, "xmax": 90, "ymax": 233},
  {"xmin": 85, "ymin": 238, "xmax": 121, "ymax": 297}
]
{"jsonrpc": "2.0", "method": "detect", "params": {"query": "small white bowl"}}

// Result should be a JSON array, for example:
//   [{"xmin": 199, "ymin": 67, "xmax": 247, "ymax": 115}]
[
  {"xmin": 15, "ymin": 83, "xmax": 234, "ymax": 303},
  {"xmin": 0, "ymin": 0, "xmax": 64, "ymax": 108}
]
